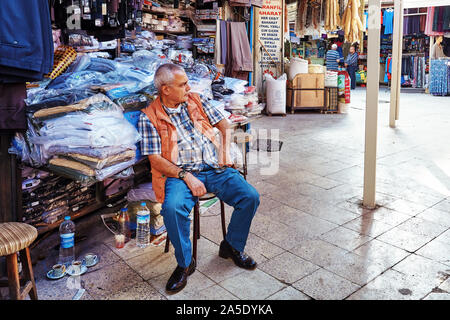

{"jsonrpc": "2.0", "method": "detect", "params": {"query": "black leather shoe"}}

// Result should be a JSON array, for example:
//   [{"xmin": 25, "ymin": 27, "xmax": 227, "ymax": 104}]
[
  {"xmin": 219, "ymin": 240, "xmax": 257, "ymax": 270},
  {"xmin": 165, "ymin": 258, "xmax": 196, "ymax": 294}
]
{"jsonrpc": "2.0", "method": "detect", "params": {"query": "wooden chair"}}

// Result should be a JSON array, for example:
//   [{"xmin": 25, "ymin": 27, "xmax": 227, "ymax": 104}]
[
  {"xmin": 0, "ymin": 222, "xmax": 38, "ymax": 300},
  {"xmin": 164, "ymin": 132, "xmax": 253, "ymax": 263}
]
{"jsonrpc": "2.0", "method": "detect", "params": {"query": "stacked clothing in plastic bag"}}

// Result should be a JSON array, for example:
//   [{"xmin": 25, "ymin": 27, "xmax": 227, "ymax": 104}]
[
  {"xmin": 22, "ymin": 167, "xmax": 96, "ymax": 225},
  {"xmin": 222, "ymin": 78, "xmax": 263, "ymax": 122},
  {"xmin": 126, "ymin": 182, "xmax": 166, "ymax": 236},
  {"xmin": 13, "ymin": 93, "xmax": 141, "ymax": 186}
]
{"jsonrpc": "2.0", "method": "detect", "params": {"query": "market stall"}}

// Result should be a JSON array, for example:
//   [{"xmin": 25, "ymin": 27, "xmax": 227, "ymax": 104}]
[
  {"xmin": 0, "ymin": 0, "xmax": 264, "ymax": 239},
  {"xmin": 282, "ymin": 0, "xmax": 357, "ymax": 113}
]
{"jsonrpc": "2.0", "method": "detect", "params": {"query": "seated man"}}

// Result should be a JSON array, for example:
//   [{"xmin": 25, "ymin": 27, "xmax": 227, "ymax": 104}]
[{"xmin": 138, "ymin": 63, "xmax": 260, "ymax": 294}]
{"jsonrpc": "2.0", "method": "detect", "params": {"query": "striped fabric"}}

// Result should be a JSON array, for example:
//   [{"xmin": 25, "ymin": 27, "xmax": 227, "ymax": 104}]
[
  {"xmin": 0, "ymin": 223, "xmax": 38, "ymax": 256},
  {"xmin": 345, "ymin": 53, "xmax": 358, "ymax": 67},
  {"xmin": 46, "ymin": 46, "xmax": 77, "ymax": 80},
  {"xmin": 326, "ymin": 50, "xmax": 341, "ymax": 71}
]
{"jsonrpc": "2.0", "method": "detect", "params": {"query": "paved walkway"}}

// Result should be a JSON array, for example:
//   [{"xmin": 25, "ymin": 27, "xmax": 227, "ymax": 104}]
[{"xmin": 15, "ymin": 88, "xmax": 450, "ymax": 300}]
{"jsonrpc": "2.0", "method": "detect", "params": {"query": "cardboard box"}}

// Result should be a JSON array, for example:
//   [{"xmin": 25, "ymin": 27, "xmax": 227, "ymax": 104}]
[{"xmin": 287, "ymin": 73, "xmax": 325, "ymax": 108}]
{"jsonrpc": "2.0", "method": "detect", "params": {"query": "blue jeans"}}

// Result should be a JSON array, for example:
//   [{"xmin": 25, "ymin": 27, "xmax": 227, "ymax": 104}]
[
  {"xmin": 348, "ymin": 65, "xmax": 357, "ymax": 90},
  {"xmin": 161, "ymin": 167, "xmax": 260, "ymax": 268}
]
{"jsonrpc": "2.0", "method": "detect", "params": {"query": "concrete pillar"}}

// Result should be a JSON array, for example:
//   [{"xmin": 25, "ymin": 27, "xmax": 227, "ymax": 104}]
[
  {"xmin": 390, "ymin": 0, "xmax": 404, "ymax": 127},
  {"xmin": 363, "ymin": 0, "xmax": 382, "ymax": 209}
]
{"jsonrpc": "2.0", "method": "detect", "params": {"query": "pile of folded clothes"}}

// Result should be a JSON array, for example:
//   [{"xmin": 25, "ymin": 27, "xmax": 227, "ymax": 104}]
[
  {"xmin": 13, "ymin": 93, "xmax": 141, "ymax": 186},
  {"xmin": 21, "ymin": 167, "xmax": 96, "ymax": 225}
]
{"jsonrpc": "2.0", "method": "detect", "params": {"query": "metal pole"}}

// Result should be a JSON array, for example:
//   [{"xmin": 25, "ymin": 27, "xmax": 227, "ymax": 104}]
[
  {"xmin": 389, "ymin": 0, "xmax": 404, "ymax": 127},
  {"xmin": 363, "ymin": 0, "xmax": 381, "ymax": 209}
]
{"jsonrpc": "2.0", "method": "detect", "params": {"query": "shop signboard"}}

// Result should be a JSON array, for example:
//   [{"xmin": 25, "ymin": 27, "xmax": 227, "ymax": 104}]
[{"xmin": 254, "ymin": 0, "xmax": 284, "ymax": 95}]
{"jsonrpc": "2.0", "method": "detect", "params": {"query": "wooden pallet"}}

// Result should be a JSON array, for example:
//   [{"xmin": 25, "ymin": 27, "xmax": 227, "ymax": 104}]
[
  {"xmin": 321, "ymin": 109, "xmax": 339, "ymax": 114},
  {"xmin": 266, "ymin": 111, "xmax": 287, "ymax": 117}
]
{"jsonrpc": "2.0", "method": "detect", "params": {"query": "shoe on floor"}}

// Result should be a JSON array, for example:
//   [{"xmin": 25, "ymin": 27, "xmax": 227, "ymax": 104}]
[
  {"xmin": 219, "ymin": 240, "xmax": 257, "ymax": 270},
  {"xmin": 165, "ymin": 258, "xmax": 196, "ymax": 294}
]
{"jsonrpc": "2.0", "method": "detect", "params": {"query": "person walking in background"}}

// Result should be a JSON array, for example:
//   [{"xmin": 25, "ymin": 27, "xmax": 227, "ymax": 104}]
[
  {"xmin": 345, "ymin": 45, "xmax": 359, "ymax": 90},
  {"xmin": 326, "ymin": 44, "xmax": 341, "ymax": 71}
]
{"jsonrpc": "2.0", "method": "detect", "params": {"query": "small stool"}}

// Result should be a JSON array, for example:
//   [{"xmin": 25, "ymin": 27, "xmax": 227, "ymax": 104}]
[
  {"xmin": 0, "ymin": 222, "xmax": 38, "ymax": 300},
  {"xmin": 164, "ymin": 193, "xmax": 226, "ymax": 263}
]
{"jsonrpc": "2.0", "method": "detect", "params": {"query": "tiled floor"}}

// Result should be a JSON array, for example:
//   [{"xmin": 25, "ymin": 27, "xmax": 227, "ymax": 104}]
[{"xmin": 4, "ymin": 87, "xmax": 450, "ymax": 300}]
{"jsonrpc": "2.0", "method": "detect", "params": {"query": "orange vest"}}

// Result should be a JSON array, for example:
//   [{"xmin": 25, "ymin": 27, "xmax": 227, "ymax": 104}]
[{"xmin": 141, "ymin": 93, "xmax": 220, "ymax": 203}]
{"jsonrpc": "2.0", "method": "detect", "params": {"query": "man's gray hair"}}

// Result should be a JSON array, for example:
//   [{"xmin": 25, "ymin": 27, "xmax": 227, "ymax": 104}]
[
  {"xmin": 154, "ymin": 63, "xmax": 186, "ymax": 92},
  {"xmin": 331, "ymin": 44, "xmax": 338, "ymax": 50}
]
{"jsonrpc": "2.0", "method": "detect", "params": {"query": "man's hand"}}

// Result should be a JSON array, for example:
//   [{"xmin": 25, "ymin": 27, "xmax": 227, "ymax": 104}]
[
  {"xmin": 183, "ymin": 173, "xmax": 207, "ymax": 197},
  {"xmin": 219, "ymin": 151, "xmax": 235, "ymax": 168}
]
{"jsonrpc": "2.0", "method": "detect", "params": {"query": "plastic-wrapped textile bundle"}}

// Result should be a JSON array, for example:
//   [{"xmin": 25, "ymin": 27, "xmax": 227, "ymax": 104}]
[
  {"xmin": 29, "ymin": 94, "xmax": 141, "ymax": 162},
  {"xmin": 132, "ymin": 50, "xmax": 169, "ymax": 71},
  {"xmin": 138, "ymin": 83, "xmax": 158, "ymax": 101},
  {"xmin": 103, "ymin": 177, "xmax": 134, "ymax": 197},
  {"xmin": 186, "ymin": 73, "xmax": 213, "ymax": 100},
  {"xmin": 47, "ymin": 158, "xmax": 137, "ymax": 184},
  {"xmin": 223, "ymin": 77, "xmax": 248, "ymax": 94},
  {"xmin": 62, "ymin": 149, "xmax": 136, "ymax": 170},
  {"xmin": 21, "ymin": 168, "xmax": 96, "ymax": 224},
  {"xmin": 47, "ymin": 145, "xmax": 136, "ymax": 161},
  {"xmin": 25, "ymin": 88, "xmax": 97, "ymax": 113},
  {"xmin": 31, "ymin": 93, "xmax": 124, "ymax": 120},
  {"xmin": 46, "ymin": 71, "xmax": 106, "ymax": 90},
  {"xmin": 114, "ymin": 93, "xmax": 151, "ymax": 112},
  {"xmin": 126, "ymin": 182, "xmax": 157, "ymax": 203}
]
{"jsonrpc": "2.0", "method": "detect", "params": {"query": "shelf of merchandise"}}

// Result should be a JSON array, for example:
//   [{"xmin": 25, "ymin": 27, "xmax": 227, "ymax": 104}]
[{"xmin": 27, "ymin": 157, "xmax": 150, "ymax": 235}]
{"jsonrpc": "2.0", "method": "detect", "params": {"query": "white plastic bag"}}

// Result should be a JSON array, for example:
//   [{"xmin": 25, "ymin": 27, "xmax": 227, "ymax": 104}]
[
  {"xmin": 325, "ymin": 71, "xmax": 338, "ymax": 87},
  {"xmin": 288, "ymin": 58, "xmax": 308, "ymax": 80},
  {"xmin": 264, "ymin": 73, "xmax": 287, "ymax": 114}
]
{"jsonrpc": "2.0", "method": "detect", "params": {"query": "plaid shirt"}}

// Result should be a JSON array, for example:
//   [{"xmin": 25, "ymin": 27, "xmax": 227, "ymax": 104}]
[
  {"xmin": 138, "ymin": 99, "xmax": 225, "ymax": 171},
  {"xmin": 345, "ymin": 52, "xmax": 358, "ymax": 67}
]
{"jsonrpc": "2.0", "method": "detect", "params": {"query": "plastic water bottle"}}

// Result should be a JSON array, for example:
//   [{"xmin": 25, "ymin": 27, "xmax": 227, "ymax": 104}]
[
  {"xmin": 58, "ymin": 216, "xmax": 75, "ymax": 267},
  {"xmin": 136, "ymin": 202, "xmax": 150, "ymax": 248}
]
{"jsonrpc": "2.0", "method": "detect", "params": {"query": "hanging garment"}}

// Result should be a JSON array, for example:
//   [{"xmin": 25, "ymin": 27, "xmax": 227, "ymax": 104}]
[
  {"xmin": 0, "ymin": 0, "xmax": 54, "ymax": 82},
  {"xmin": 429, "ymin": 59, "xmax": 449, "ymax": 96},
  {"xmin": 220, "ymin": 20, "xmax": 227, "ymax": 65},
  {"xmin": 443, "ymin": 6, "xmax": 450, "ymax": 31},
  {"xmin": 443, "ymin": 36, "xmax": 450, "ymax": 57},
  {"xmin": 420, "ymin": 15, "xmax": 427, "ymax": 33},
  {"xmin": 383, "ymin": 9, "xmax": 394, "ymax": 35},
  {"xmin": 425, "ymin": 7, "xmax": 444, "ymax": 36},
  {"xmin": 215, "ymin": 19, "xmax": 221, "ymax": 65},
  {"xmin": 226, "ymin": 22, "xmax": 253, "ymax": 78},
  {"xmin": 0, "ymin": 83, "xmax": 27, "ymax": 131},
  {"xmin": 384, "ymin": 57, "xmax": 392, "ymax": 83}
]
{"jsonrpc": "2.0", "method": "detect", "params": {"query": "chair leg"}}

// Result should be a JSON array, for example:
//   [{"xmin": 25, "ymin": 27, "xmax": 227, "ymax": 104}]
[
  {"xmin": 19, "ymin": 248, "xmax": 37, "ymax": 300},
  {"xmin": 242, "ymin": 143, "xmax": 247, "ymax": 180},
  {"xmin": 6, "ymin": 253, "xmax": 20, "ymax": 300},
  {"xmin": 193, "ymin": 202, "xmax": 200, "ymax": 263},
  {"xmin": 164, "ymin": 234, "xmax": 170, "ymax": 253},
  {"xmin": 220, "ymin": 200, "xmax": 227, "ymax": 240}
]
